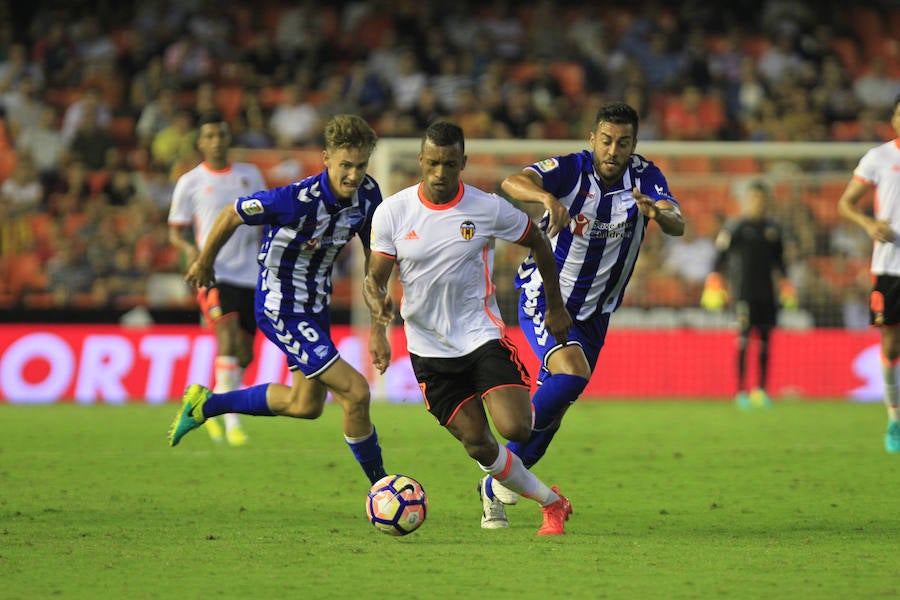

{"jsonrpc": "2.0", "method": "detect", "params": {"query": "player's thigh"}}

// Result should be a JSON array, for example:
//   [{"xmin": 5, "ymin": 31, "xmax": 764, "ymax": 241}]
[{"xmin": 444, "ymin": 397, "xmax": 495, "ymax": 450}]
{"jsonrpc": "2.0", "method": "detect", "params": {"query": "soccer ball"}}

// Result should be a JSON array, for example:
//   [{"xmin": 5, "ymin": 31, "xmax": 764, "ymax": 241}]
[{"xmin": 366, "ymin": 474, "xmax": 428, "ymax": 536}]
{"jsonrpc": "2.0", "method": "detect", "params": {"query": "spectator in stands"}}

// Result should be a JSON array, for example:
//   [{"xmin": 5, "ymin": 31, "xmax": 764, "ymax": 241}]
[
  {"xmin": 810, "ymin": 56, "xmax": 862, "ymax": 127},
  {"xmin": 46, "ymin": 239, "xmax": 97, "ymax": 306},
  {"xmin": 493, "ymin": 82, "xmax": 540, "ymax": 139},
  {"xmin": 232, "ymin": 87, "xmax": 274, "ymax": 149},
  {"xmin": 32, "ymin": 20, "xmax": 79, "ymax": 88},
  {"xmin": 664, "ymin": 223, "xmax": 718, "ymax": 300},
  {"xmin": 1, "ymin": 74, "xmax": 46, "ymax": 140},
  {"xmin": 68, "ymin": 106, "xmax": 117, "ymax": 171},
  {"xmin": 430, "ymin": 54, "xmax": 470, "ymax": 113},
  {"xmin": 241, "ymin": 33, "xmax": 287, "ymax": 88},
  {"xmin": 409, "ymin": 85, "xmax": 446, "ymax": 133},
  {"xmin": 0, "ymin": 42, "xmax": 44, "ymax": 93},
  {"xmin": 0, "ymin": 153, "xmax": 44, "ymax": 216},
  {"xmin": 757, "ymin": 30, "xmax": 805, "ymax": 86},
  {"xmin": 662, "ymin": 85, "xmax": 725, "ymax": 141},
  {"xmin": 163, "ymin": 32, "xmax": 214, "ymax": 90},
  {"xmin": 387, "ymin": 48, "xmax": 428, "ymax": 114},
  {"xmin": 15, "ymin": 105, "xmax": 67, "ymax": 188},
  {"xmin": 342, "ymin": 61, "xmax": 390, "ymax": 120},
  {"xmin": 135, "ymin": 86, "xmax": 179, "ymax": 148},
  {"xmin": 852, "ymin": 57, "xmax": 900, "ymax": 113},
  {"xmin": 61, "ymin": 85, "xmax": 112, "ymax": 146},
  {"xmin": 150, "ymin": 108, "xmax": 196, "ymax": 170},
  {"xmin": 268, "ymin": 82, "xmax": 322, "ymax": 147}
]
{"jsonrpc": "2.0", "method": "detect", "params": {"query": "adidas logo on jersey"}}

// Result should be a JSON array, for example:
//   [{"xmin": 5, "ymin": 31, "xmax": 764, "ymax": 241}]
[{"xmin": 404, "ymin": 230, "xmax": 419, "ymax": 240}]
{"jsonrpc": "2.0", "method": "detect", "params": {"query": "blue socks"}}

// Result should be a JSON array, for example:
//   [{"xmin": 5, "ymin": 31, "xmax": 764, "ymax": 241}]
[
  {"xmin": 346, "ymin": 427, "xmax": 387, "ymax": 484},
  {"xmin": 507, "ymin": 373, "xmax": 588, "ymax": 468},
  {"xmin": 202, "ymin": 384, "xmax": 274, "ymax": 418}
]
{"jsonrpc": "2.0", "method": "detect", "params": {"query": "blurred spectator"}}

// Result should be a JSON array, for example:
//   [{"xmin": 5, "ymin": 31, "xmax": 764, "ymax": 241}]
[
  {"xmin": 134, "ymin": 160, "xmax": 176, "ymax": 212},
  {"xmin": 31, "ymin": 20, "xmax": 79, "ymax": 88},
  {"xmin": 101, "ymin": 166, "xmax": 138, "ymax": 208},
  {"xmin": 526, "ymin": 0, "xmax": 567, "ymax": 60},
  {"xmin": 241, "ymin": 33, "xmax": 287, "ymax": 88},
  {"xmin": 0, "ymin": 153, "xmax": 44, "ymax": 216},
  {"xmin": 274, "ymin": 0, "xmax": 326, "ymax": 65},
  {"xmin": 810, "ymin": 56, "xmax": 861, "ymax": 126},
  {"xmin": 527, "ymin": 59, "xmax": 565, "ymax": 116},
  {"xmin": 450, "ymin": 86, "xmax": 494, "ymax": 139},
  {"xmin": 756, "ymin": 31, "xmax": 805, "ymax": 86},
  {"xmin": 662, "ymin": 85, "xmax": 725, "ymax": 141},
  {"xmin": 388, "ymin": 49, "xmax": 427, "ymax": 113},
  {"xmin": 268, "ymin": 82, "xmax": 322, "ymax": 147},
  {"xmin": 430, "ymin": 54, "xmax": 470, "ymax": 113},
  {"xmin": 852, "ymin": 57, "xmax": 900, "ymax": 112},
  {"xmin": 342, "ymin": 61, "xmax": 390, "ymax": 119},
  {"xmin": 1, "ymin": 75, "xmax": 46, "ymax": 140},
  {"xmin": 0, "ymin": 42, "xmax": 44, "ymax": 93},
  {"xmin": 663, "ymin": 224, "xmax": 718, "ymax": 298},
  {"xmin": 68, "ymin": 107, "xmax": 117, "ymax": 171},
  {"xmin": 15, "ymin": 106, "xmax": 67, "ymax": 187},
  {"xmin": 408, "ymin": 85, "xmax": 445, "ymax": 132},
  {"xmin": 46, "ymin": 239, "xmax": 97, "ymax": 305},
  {"xmin": 127, "ymin": 56, "xmax": 168, "ymax": 120},
  {"xmin": 61, "ymin": 86, "xmax": 113, "ymax": 146},
  {"xmin": 482, "ymin": 0, "xmax": 525, "ymax": 60},
  {"xmin": 493, "ymin": 82, "xmax": 539, "ymax": 139},
  {"xmin": 163, "ymin": 32, "xmax": 214, "ymax": 90},
  {"xmin": 232, "ymin": 87, "xmax": 274, "ymax": 149},
  {"xmin": 316, "ymin": 72, "xmax": 359, "ymax": 121},
  {"xmin": 566, "ymin": 5, "xmax": 611, "ymax": 93},
  {"xmin": 135, "ymin": 86, "xmax": 179, "ymax": 148},
  {"xmin": 150, "ymin": 108, "xmax": 196, "ymax": 170}
]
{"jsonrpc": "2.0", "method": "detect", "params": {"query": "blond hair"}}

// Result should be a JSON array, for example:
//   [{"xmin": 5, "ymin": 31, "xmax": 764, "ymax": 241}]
[{"xmin": 324, "ymin": 114, "xmax": 378, "ymax": 154}]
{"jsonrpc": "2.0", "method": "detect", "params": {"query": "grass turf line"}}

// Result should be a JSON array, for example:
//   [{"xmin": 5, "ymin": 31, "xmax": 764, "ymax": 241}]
[{"xmin": 0, "ymin": 400, "xmax": 896, "ymax": 599}]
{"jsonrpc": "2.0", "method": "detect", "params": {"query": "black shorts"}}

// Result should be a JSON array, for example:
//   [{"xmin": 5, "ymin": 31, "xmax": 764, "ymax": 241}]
[
  {"xmin": 409, "ymin": 338, "xmax": 531, "ymax": 426},
  {"xmin": 197, "ymin": 283, "xmax": 257, "ymax": 335},
  {"xmin": 871, "ymin": 274, "xmax": 900, "ymax": 327},
  {"xmin": 736, "ymin": 299, "xmax": 776, "ymax": 331}
]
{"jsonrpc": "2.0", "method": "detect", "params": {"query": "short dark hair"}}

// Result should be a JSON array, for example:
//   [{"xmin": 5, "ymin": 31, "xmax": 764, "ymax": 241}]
[
  {"xmin": 594, "ymin": 102, "xmax": 640, "ymax": 137},
  {"xmin": 423, "ymin": 120, "xmax": 464, "ymax": 154},
  {"xmin": 197, "ymin": 111, "xmax": 226, "ymax": 128}
]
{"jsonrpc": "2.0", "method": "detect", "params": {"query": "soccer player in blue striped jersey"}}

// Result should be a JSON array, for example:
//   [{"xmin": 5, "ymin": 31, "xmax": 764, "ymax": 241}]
[
  {"xmin": 481, "ymin": 102, "xmax": 686, "ymax": 515},
  {"xmin": 167, "ymin": 114, "xmax": 389, "ymax": 485}
]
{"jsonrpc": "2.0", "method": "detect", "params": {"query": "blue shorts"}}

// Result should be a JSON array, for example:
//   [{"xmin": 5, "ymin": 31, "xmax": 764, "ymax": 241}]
[
  {"xmin": 256, "ymin": 306, "xmax": 340, "ymax": 378},
  {"xmin": 518, "ymin": 291, "xmax": 610, "ymax": 384}
]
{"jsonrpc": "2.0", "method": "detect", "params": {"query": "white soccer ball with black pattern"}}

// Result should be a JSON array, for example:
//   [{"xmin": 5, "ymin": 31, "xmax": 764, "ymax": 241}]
[{"xmin": 365, "ymin": 474, "xmax": 428, "ymax": 536}]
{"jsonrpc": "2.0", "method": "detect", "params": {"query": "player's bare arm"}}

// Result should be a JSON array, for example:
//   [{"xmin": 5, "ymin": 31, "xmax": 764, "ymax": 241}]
[
  {"xmin": 364, "ymin": 254, "xmax": 395, "ymax": 374},
  {"xmin": 634, "ymin": 188, "xmax": 684, "ymax": 236},
  {"xmin": 168, "ymin": 224, "xmax": 199, "ymax": 266},
  {"xmin": 519, "ymin": 224, "xmax": 572, "ymax": 344},
  {"xmin": 184, "ymin": 205, "xmax": 244, "ymax": 289},
  {"xmin": 838, "ymin": 178, "xmax": 896, "ymax": 243},
  {"xmin": 502, "ymin": 169, "xmax": 570, "ymax": 238}
]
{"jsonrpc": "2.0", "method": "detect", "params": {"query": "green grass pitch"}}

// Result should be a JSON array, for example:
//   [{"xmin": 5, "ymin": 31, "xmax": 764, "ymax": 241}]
[{"xmin": 1, "ymin": 399, "xmax": 897, "ymax": 599}]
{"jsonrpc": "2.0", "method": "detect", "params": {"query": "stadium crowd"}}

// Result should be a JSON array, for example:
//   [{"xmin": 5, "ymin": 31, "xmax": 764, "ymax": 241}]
[{"xmin": 0, "ymin": 0, "xmax": 898, "ymax": 326}]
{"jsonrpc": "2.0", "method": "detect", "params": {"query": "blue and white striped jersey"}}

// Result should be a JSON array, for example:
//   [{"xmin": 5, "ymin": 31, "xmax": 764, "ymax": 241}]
[
  {"xmin": 515, "ymin": 150, "xmax": 678, "ymax": 321},
  {"xmin": 235, "ymin": 171, "xmax": 382, "ymax": 316}
]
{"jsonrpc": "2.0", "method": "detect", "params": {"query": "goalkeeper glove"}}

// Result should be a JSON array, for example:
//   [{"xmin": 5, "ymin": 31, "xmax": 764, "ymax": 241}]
[
  {"xmin": 701, "ymin": 272, "xmax": 728, "ymax": 311},
  {"xmin": 779, "ymin": 279, "xmax": 798, "ymax": 310}
]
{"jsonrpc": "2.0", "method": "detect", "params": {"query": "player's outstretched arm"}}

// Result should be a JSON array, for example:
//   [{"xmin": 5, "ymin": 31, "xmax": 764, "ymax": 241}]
[
  {"xmin": 634, "ymin": 188, "xmax": 684, "ymax": 236},
  {"xmin": 184, "ymin": 205, "xmax": 244, "ymax": 289},
  {"xmin": 502, "ymin": 169, "xmax": 570, "ymax": 237}
]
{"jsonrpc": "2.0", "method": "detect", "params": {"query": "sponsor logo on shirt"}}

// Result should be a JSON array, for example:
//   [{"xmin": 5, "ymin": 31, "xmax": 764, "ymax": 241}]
[
  {"xmin": 535, "ymin": 158, "xmax": 559, "ymax": 173},
  {"xmin": 460, "ymin": 220, "xmax": 476, "ymax": 240},
  {"xmin": 241, "ymin": 198, "xmax": 264, "ymax": 215}
]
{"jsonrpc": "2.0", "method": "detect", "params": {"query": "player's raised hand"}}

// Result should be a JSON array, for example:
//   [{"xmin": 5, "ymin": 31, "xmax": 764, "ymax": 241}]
[{"xmin": 633, "ymin": 187, "xmax": 659, "ymax": 218}]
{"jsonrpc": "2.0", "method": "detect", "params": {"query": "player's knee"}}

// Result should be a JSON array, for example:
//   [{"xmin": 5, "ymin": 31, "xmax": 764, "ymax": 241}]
[
  {"xmin": 496, "ymin": 420, "xmax": 531, "ymax": 443},
  {"xmin": 270, "ymin": 390, "xmax": 325, "ymax": 419}
]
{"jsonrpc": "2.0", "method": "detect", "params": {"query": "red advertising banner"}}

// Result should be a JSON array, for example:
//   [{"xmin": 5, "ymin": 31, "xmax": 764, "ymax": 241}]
[{"xmin": 0, "ymin": 324, "xmax": 882, "ymax": 404}]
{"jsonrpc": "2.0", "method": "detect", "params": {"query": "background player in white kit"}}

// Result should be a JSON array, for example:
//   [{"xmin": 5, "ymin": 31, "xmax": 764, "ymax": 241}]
[
  {"xmin": 838, "ymin": 93, "xmax": 900, "ymax": 453},
  {"xmin": 364, "ymin": 121, "xmax": 574, "ymax": 535},
  {"xmin": 168, "ymin": 112, "xmax": 265, "ymax": 446}
]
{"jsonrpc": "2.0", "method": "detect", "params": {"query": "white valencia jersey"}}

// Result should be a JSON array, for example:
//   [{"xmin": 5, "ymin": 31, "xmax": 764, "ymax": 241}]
[
  {"xmin": 371, "ymin": 182, "xmax": 532, "ymax": 358},
  {"xmin": 853, "ymin": 139, "xmax": 900, "ymax": 275},
  {"xmin": 169, "ymin": 161, "xmax": 266, "ymax": 287}
]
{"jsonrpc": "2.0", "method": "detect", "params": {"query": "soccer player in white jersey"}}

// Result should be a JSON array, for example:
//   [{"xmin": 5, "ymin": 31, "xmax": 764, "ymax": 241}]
[
  {"xmin": 168, "ymin": 112, "xmax": 265, "ymax": 446},
  {"xmin": 838, "ymin": 94, "xmax": 900, "ymax": 453},
  {"xmin": 480, "ymin": 102, "xmax": 686, "ymax": 522},
  {"xmin": 167, "ymin": 115, "xmax": 389, "ymax": 486},
  {"xmin": 364, "ymin": 121, "xmax": 574, "ymax": 535}
]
